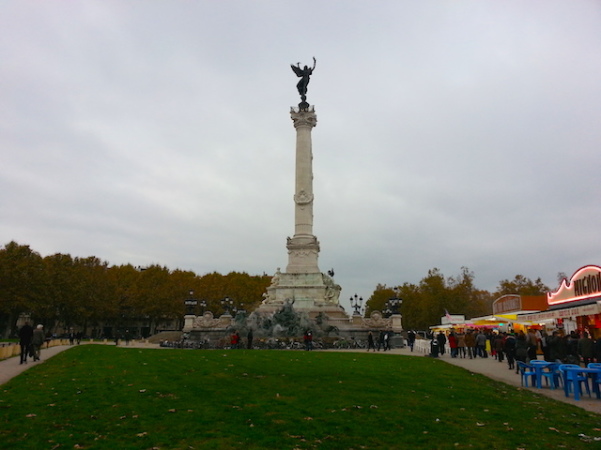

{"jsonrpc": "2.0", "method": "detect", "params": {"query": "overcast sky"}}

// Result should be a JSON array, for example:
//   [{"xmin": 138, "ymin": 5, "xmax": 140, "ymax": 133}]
[{"xmin": 2, "ymin": 1, "xmax": 600, "ymax": 313}]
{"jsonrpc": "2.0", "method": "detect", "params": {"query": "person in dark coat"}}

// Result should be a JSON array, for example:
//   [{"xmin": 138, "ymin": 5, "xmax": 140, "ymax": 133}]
[
  {"xmin": 19, "ymin": 322, "xmax": 34, "ymax": 364},
  {"xmin": 377, "ymin": 330, "xmax": 386, "ymax": 351},
  {"xmin": 578, "ymin": 332, "xmax": 594, "ymax": 366},
  {"xmin": 515, "ymin": 331, "xmax": 529, "ymax": 373},
  {"xmin": 494, "ymin": 333, "xmax": 505, "ymax": 362},
  {"xmin": 367, "ymin": 331, "xmax": 376, "ymax": 352},
  {"xmin": 436, "ymin": 332, "xmax": 447, "ymax": 356},
  {"xmin": 504, "ymin": 332, "xmax": 517, "ymax": 370},
  {"xmin": 407, "ymin": 330, "xmax": 416, "ymax": 352},
  {"xmin": 547, "ymin": 331, "xmax": 561, "ymax": 361},
  {"xmin": 247, "ymin": 329, "xmax": 253, "ymax": 349}
]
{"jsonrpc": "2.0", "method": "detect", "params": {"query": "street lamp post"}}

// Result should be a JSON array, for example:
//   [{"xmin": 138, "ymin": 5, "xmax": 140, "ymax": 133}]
[
  {"xmin": 221, "ymin": 296, "xmax": 234, "ymax": 315},
  {"xmin": 350, "ymin": 294, "xmax": 363, "ymax": 316},
  {"xmin": 184, "ymin": 290, "xmax": 198, "ymax": 315},
  {"xmin": 385, "ymin": 288, "xmax": 402, "ymax": 317}
]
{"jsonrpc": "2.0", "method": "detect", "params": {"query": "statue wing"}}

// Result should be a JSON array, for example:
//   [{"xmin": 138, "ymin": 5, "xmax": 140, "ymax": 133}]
[{"xmin": 290, "ymin": 64, "xmax": 303, "ymax": 77}]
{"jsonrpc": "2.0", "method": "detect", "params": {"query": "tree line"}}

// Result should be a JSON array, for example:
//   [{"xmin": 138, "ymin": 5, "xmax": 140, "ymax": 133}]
[
  {"xmin": 0, "ymin": 241, "xmax": 551, "ymax": 338},
  {"xmin": 364, "ymin": 266, "xmax": 550, "ymax": 331},
  {"xmin": 0, "ymin": 241, "xmax": 271, "ymax": 338}
]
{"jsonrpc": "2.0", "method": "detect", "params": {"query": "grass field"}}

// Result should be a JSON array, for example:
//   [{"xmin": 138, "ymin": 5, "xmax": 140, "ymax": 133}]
[{"xmin": 0, "ymin": 345, "xmax": 599, "ymax": 449}]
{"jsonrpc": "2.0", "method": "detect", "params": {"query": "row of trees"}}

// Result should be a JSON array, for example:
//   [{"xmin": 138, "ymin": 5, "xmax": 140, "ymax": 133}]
[
  {"xmin": 0, "ymin": 241, "xmax": 271, "ymax": 338},
  {"xmin": 365, "ymin": 267, "xmax": 550, "ymax": 330},
  {"xmin": 0, "ymin": 241, "xmax": 551, "ymax": 337}
]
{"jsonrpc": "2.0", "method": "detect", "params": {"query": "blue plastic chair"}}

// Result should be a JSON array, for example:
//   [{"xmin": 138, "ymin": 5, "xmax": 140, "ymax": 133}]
[
  {"xmin": 540, "ymin": 362, "xmax": 562, "ymax": 389},
  {"xmin": 587, "ymin": 363, "xmax": 601, "ymax": 399},
  {"xmin": 559, "ymin": 364, "xmax": 591, "ymax": 399},
  {"xmin": 517, "ymin": 361, "xmax": 536, "ymax": 387},
  {"xmin": 529, "ymin": 361, "xmax": 558, "ymax": 389}
]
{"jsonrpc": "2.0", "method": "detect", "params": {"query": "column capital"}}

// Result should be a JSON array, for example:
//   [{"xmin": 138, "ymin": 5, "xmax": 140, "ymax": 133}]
[{"xmin": 290, "ymin": 106, "xmax": 317, "ymax": 129}]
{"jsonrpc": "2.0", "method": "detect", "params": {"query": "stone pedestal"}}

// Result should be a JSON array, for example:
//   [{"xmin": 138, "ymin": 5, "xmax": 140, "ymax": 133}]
[
  {"xmin": 183, "ymin": 314, "xmax": 196, "ymax": 332},
  {"xmin": 261, "ymin": 270, "xmax": 345, "ymax": 319},
  {"xmin": 390, "ymin": 314, "xmax": 403, "ymax": 333}
]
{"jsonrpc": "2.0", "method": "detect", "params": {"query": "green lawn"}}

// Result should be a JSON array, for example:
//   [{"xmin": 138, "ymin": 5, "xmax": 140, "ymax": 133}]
[{"xmin": 0, "ymin": 345, "xmax": 599, "ymax": 449}]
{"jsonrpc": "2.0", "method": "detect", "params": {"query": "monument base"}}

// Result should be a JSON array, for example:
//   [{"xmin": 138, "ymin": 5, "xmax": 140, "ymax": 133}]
[{"xmin": 258, "ymin": 270, "xmax": 347, "ymax": 319}]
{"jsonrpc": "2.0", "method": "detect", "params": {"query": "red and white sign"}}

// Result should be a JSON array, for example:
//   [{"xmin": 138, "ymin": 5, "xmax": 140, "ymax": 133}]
[
  {"xmin": 547, "ymin": 265, "xmax": 601, "ymax": 306},
  {"xmin": 522, "ymin": 302, "xmax": 601, "ymax": 323}
]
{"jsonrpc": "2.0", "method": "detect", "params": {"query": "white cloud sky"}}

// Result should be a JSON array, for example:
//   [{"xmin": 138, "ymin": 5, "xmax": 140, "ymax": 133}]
[{"xmin": 2, "ymin": 1, "xmax": 600, "ymax": 312}]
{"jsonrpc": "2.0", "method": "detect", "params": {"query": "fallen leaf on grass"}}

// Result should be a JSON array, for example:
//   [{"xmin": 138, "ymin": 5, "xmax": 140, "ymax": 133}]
[
  {"xmin": 137, "ymin": 432, "xmax": 148, "ymax": 437},
  {"xmin": 476, "ymin": 422, "xmax": 485, "ymax": 427},
  {"xmin": 26, "ymin": 414, "xmax": 36, "ymax": 418},
  {"xmin": 168, "ymin": 409, "xmax": 176, "ymax": 413},
  {"xmin": 304, "ymin": 417, "xmax": 313, "ymax": 420}
]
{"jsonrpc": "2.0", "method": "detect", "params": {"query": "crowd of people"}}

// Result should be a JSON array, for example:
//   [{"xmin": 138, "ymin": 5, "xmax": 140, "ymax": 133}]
[
  {"xmin": 366, "ymin": 329, "xmax": 394, "ymax": 352},
  {"xmin": 433, "ymin": 328, "xmax": 601, "ymax": 372}
]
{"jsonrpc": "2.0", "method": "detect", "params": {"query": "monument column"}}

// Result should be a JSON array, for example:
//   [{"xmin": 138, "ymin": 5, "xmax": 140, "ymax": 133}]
[
  {"xmin": 286, "ymin": 106, "xmax": 320, "ymax": 274},
  {"xmin": 260, "ymin": 58, "xmax": 342, "ymax": 316}
]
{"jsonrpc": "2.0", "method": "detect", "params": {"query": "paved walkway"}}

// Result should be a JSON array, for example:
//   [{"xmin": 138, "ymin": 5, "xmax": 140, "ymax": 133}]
[{"xmin": 1, "ymin": 342, "xmax": 599, "ymax": 415}]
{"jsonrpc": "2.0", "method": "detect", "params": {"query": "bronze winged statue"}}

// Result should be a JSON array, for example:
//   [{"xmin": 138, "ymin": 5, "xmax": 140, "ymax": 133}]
[{"xmin": 291, "ymin": 57, "xmax": 316, "ymax": 106}]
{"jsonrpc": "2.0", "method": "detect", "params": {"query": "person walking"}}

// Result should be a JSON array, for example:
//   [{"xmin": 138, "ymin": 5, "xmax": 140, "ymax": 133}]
[
  {"xmin": 457, "ymin": 332, "xmax": 466, "ymax": 358},
  {"xmin": 436, "ymin": 331, "xmax": 447, "ymax": 356},
  {"xmin": 407, "ymin": 330, "xmax": 416, "ymax": 352},
  {"xmin": 578, "ymin": 332, "xmax": 594, "ymax": 366},
  {"xmin": 383, "ymin": 330, "xmax": 391, "ymax": 351},
  {"xmin": 230, "ymin": 331, "xmax": 240, "ymax": 349},
  {"xmin": 367, "ymin": 331, "xmax": 376, "ymax": 352},
  {"xmin": 465, "ymin": 330, "xmax": 476, "ymax": 359},
  {"xmin": 19, "ymin": 322, "xmax": 34, "ymax": 364},
  {"xmin": 303, "ymin": 330, "xmax": 313, "ymax": 351},
  {"xmin": 31, "ymin": 324, "xmax": 45, "ymax": 361},
  {"xmin": 247, "ymin": 328, "xmax": 254, "ymax": 349},
  {"xmin": 526, "ymin": 329, "xmax": 539, "ymax": 361},
  {"xmin": 494, "ymin": 333, "xmax": 505, "ymax": 362},
  {"xmin": 547, "ymin": 330, "xmax": 561, "ymax": 362},
  {"xmin": 515, "ymin": 331, "xmax": 529, "ymax": 372},
  {"xmin": 504, "ymin": 332, "xmax": 517, "ymax": 370},
  {"xmin": 448, "ymin": 332, "xmax": 458, "ymax": 358},
  {"xmin": 475, "ymin": 331, "xmax": 487, "ymax": 358}
]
